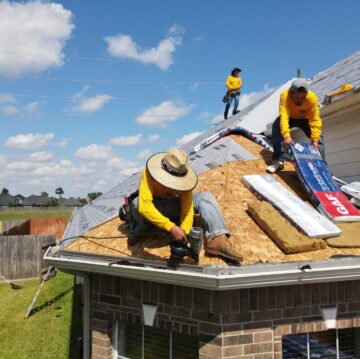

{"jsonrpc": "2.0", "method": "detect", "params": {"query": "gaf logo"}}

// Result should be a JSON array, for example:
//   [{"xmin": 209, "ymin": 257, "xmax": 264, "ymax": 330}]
[{"xmin": 325, "ymin": 194, "xmax": 349, "ymax": 215}]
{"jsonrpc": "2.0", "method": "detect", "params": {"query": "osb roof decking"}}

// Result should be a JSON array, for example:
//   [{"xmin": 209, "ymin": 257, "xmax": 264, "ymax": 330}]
[{"xmin": 66, "ymin": 135, "xmax": 360, "ymax": 266}]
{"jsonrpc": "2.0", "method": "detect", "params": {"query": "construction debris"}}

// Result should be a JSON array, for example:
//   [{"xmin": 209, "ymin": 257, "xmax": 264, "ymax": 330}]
[
  {"xmin": 326, "ymin": 222, "xmax": 360, "ymax": 248},
  {"xmin": 242, "ymin": 174, "xmax": 341, "ymax": 238},
  {"xmin": 289, "ymin": 143, "xmax": 360, "ymax": 222},
  {"xmin": 247, "ymin": 200, "xmax": 326, "ymax": 254}
]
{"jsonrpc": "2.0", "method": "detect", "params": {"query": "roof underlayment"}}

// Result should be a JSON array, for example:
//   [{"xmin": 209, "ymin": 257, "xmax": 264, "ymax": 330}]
[{"xmin": 62, "ymin": 49, "xmax": 360, "ymax": 255}]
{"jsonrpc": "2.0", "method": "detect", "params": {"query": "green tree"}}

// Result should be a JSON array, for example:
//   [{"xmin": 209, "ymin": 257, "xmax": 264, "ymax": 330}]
[
  {"xmin": 41, "ymin": 191, "xmax": 49, "ymax": 197},
  {"xmin": 87, "ymin": 192, "xmax": 102, "ymax": 201},
  {"xmin": 55, "ymin": 187, "xmax": 64, "ymax": 199},
  {"xmin": 1, "ymin": 188, "xmax": 9, "ymax": 195}
]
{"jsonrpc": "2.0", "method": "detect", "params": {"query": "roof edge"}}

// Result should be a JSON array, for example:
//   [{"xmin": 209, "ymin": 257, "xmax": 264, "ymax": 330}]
[{"xmin": 45, "ymin": 249, "xmax": 360, "ymax": 290}]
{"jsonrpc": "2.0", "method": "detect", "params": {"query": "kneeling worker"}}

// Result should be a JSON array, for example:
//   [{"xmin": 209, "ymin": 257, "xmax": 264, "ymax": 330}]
[
  {"xmin": 267, "ymin": 79, "xmax": 326, "ymax": 173},
  {"xmin": 128, "ymin": 148, "xmax": 242, "ymax": 262}
]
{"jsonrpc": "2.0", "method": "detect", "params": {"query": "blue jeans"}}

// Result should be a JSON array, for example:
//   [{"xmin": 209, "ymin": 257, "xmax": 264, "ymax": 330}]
[
  {"xmin": 129, "ymin": 191, "xmax": 229, "ymax": 241},
  {"xmin": 224, "ymin": 91, "xmax": 240, "ymax": 117},
  {"xmin": 271, "ymin": 116, "xmax": 326, "ymax": 162}
]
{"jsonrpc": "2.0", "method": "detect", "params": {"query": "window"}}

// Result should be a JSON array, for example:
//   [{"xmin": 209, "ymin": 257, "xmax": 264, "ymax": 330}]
[
  {"xmin": 282, "ymin": 328, "xmax": 360, "ymax": 358},
  {"xmin": 113, "ymin": 321, "xmax": 199, "ymax": 359}
]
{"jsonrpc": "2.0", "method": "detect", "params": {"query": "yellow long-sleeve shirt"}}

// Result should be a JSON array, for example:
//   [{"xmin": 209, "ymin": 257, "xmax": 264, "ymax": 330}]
[
  {"xmin": 226, "ymin": 75, "xmax": 242, "ymax": 92},
  {"xmin": 279, "ymin": 89, "xmax": 322, "ymax": 142},
  {"xmin": 138, "ymin": 169, "xmax": 194, "ymax": 234}
]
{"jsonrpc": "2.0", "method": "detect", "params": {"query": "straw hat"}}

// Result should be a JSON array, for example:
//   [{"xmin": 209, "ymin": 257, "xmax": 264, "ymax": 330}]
[{"xmin": 146, "ymin": 148, "xmax": 198, "ymax": 191}]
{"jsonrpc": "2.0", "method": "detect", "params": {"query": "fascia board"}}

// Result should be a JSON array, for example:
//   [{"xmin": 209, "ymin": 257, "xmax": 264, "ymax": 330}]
[{"xmin": 45, "ymin": 252, "xmax": 360, "ymax": 291}]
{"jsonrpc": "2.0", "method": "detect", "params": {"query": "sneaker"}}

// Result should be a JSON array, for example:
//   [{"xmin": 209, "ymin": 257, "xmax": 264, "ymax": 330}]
[
  {"xmin": 224, "ymin": 113, "xmax": 228, "ymax": 120},
  {"xmin": 266, "ymin": 160, "xmax": 284, "ymax": 174},
  {"xmin": 205, "ymin": 235, "xmax": 243, "ymax": 262},
  {"xmin": 232, "ymin": 110, "xmax": 240, "ymax": 115}
]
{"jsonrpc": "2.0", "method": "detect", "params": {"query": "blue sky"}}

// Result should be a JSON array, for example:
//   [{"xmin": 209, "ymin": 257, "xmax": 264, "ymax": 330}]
[{"xmin": 0, "ymin": 0, "xmax": 359, "ymax": 197}]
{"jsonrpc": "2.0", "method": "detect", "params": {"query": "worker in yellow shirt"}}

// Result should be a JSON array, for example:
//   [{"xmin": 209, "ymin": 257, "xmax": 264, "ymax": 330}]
[
  {"xmin": 267, "ymin": 79, "xmax": 326, "ymax": 173},
  {"xmin": 223, "ymin": 67, "xmax": 242, "ymax": 120},
  {"xmin": 128, "ymin": 148, "xmax": 242, "ymax": 262}
]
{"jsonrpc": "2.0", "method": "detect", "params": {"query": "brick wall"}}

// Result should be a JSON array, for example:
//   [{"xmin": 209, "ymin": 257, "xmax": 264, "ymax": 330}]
[{"xmin": 90, "ymin": 274, "xmax": 360, "ymax": 359}]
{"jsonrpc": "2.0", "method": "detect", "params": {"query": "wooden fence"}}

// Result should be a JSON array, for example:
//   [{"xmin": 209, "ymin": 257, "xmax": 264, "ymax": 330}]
[
  {"xmin": 0, "ymin": 234, "xmax": 55, "ymax": 280},
  {"xmin": 0, "ymin": 218, "xmax": 68, "ymax": 241}
]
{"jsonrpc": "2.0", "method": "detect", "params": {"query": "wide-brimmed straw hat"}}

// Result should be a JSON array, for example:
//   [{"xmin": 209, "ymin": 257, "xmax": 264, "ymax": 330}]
[{"xmin": 146, "ymin": 148, "xmax": 198, "ymax": 192}]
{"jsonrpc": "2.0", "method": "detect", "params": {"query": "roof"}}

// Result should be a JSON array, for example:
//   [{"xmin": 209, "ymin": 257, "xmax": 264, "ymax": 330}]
[
  {"xmin": 22, "ymin": 195, "xmax": 53, "ymax": 206},
  {"xmin": 49, "ymin": 49, "xmax": 360, "ymax": 283},
  {"xmin": 64, "ymin": 135, "xmax": 360, "ymax": 266},
  {"xmin": 0, "ymin": 194, "xmax": 15, "ymax": 206},
  {"xmin": 59, "ymin": 198, "xmax": 84, "ymax": 206}
]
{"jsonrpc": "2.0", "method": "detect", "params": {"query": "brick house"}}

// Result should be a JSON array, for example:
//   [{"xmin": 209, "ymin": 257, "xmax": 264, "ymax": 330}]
[{"xmin": 45, "ymin": 50, "xmax": 360, "ymax": 358}]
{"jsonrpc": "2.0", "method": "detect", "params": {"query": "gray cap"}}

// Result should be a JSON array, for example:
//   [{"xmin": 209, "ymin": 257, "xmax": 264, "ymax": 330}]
[{"xmin": 290, "ymin": 78, "xmax": 309, "ymax": 92}]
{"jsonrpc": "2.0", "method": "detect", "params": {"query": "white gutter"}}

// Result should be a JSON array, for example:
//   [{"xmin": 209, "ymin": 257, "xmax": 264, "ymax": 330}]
[{"xmin": 45, "ymin": 250, "xmax": 360, "ymax": 290}]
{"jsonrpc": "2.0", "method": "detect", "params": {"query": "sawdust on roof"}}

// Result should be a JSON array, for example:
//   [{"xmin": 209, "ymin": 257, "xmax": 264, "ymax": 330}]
[{"xmin": 65, "ymin": 135, "xmax": 360, "ymax": 266}]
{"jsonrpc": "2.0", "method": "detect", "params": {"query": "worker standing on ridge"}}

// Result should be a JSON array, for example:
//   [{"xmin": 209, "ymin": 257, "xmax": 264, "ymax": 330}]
[
  {"xmin": 266, "ymin": 78, "xmax": 326, "ymax": 173},
  {"xmin": 223, "ymin": 67, "xmax": 242, "ymax": 120},
  {"xmin": 127, "ymin": 148, "xmax": 243, "ymax": 262}
]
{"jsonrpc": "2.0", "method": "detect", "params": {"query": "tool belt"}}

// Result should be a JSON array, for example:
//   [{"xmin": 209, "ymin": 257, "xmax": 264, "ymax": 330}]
[
  {"xmin": 222, "ymin": 90, "xmax": 240, "ymax": 103},
  {"xmin": 118, "ymin": 190, "xmax": 139, "ymax": 225}
]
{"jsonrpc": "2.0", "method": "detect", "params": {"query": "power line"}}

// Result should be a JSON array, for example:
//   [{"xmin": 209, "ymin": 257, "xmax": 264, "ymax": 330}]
[
  {"xmin": 24, "ymin": 76, "xmax": 222, "ymax": 86},
  {"xmin": 0, "ymin": 49, "xmax": 230, "ymax": 68}
]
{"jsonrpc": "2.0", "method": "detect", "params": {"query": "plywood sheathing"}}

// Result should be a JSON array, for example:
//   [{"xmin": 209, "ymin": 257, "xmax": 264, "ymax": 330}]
[
  {"xmin": 247, "ymin": 200, "xmax": 326, "ymax": 253},
  {"xmin": 66, "ymin": 135, "xmax": 360, "ymax": 265}
]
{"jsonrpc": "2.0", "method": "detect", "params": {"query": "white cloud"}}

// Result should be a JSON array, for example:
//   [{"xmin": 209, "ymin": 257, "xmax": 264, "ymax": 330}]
[
  {"xmin": 0, "ymin": 93, "xmax": 16, "ymax": 103},
  {"xmin": 192, "ymin": 35, "xmax": 204, "ymax": 42},
  {"xmin": 211, "ymin": 114, "xmax": 224, "ymax": 125},
  {"xmin": 1, "ymin": 101, "xmax": 41, "ymax": 117},
  {"xmin": 58, "ymin": 138, "xmax": 69, "ymax": 147},
  {"xmin": 7, "ymin": 161, "xmax": 43, "ymax": 171},
  {"xmin": 32, "ymin": 162, "xmax": 92, "ymax": 177},
  {"xmin": 0, "ymin": 1, "xmax": 74, "ymax": 78},
  {"xmin": 105, "ymin": 24, "xmax": 183, "ymax": 70},
  {"xmin": 5, "ymin": 133, "xmax": 54, "ymax": 149},
  {"xmin": 137, "ymin": 149, "xmax": 151, "ymax": 161},
  {"xmin": 109, "ymin": 134, "xmax": 142, "ymax": 146},
  {"xmin": 136, "ymin": 100, "xmax": 194, "ymax": 127},
  {"xmin": 71, "ymin": 86, "xmax": 112, "ymax": 113},
  {"xmin": 106, "ymin": 156, "xmax": 141, "ymax": 176},
  {"xmin": 148, "ymin": 134, "xmax": 161, "ymax": 143},
  {"xmin": 30, "ymin": 151, "xmax": 53, "ymax": 162},
  {"xmin": 75, "ymin": 144, "xmax": 113, "ymax": 161},
  {"xmin": 2, "ymin": 105, "xmax": 18, "ymax": 115},
  {"xmin": 24, "ymin": 102, "xmax": 40, "ymax": 114},
  {"xmin": 176, "ymin": 131, "xmax": 204, "ymax": 146},
  {"xmin": 238, "ymin": 84, "xmax": 275, "ymax": 110}
]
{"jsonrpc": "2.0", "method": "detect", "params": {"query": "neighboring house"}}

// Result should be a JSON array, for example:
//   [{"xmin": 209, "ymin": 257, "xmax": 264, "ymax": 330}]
[
  {"xmin": 0, "ymin": 194, "xmax": 24, "ymax": 206},
  {"xmin": 22, "ymin": 195, "xmax": 55, "ymax": 207},
  {"xmin": 59, "ymin": 197, "xmax": 84, "ymax": 207},
  {"xmin": 46, "ymin": 50, "xmax": 360, "ymax": 359},
  {"xmin": 14, "ymin": 194, "xmax": 25, "ymax": 205},
  {"xmin": 0, "ymin": 194, "xmax": 15, "ymax": 206}
]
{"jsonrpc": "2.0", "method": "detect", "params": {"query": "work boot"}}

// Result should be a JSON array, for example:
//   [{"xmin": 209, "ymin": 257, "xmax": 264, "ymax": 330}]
[
  {"xmin": 205, "ymin": 235, "xmax": 243, "ymax": 261},
  {"xmin": 127, "ymin": 235, "xmax": 141, "ymax": 246},
  {"xmin": 266, "ymin": 160, "xmax": 284, "ymax": 174}
]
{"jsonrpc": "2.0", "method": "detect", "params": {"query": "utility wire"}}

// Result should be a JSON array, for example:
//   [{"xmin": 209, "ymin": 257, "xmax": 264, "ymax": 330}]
[
  {"xmin": 0, "ymin": 49, "xmax": 230, "ymax": 68},
  {"xmin": 23, "ymin": 76, "xmax": 222, "ymax": 85}
]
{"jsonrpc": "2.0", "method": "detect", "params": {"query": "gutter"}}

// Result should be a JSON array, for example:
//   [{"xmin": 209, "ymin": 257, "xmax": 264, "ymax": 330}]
[{"xmin": 45, "ymin": 248, "xmax": 360, "ymax": 290}]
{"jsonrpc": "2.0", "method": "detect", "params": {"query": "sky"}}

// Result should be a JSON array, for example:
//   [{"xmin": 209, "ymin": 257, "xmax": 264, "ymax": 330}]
[{"xmin": 0, "ymin": 0, "xmax": 359, "ymax": 198}]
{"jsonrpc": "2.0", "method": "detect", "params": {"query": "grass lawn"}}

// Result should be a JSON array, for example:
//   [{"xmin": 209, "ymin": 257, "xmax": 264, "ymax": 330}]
[
  {"xmin": 0, "ymin": 210, "xmax": 73, "ymax": 221},
  {"xmin": 0, "ymin": 272, "xmax": 82, "ymax": 359}
]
